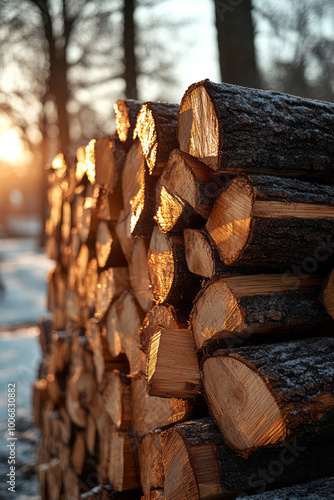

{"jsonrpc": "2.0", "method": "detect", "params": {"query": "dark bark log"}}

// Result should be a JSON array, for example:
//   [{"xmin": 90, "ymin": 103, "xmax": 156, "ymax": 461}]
[
  {"xmin": 148, "ymin": 227, "xmax": 202, "ymax": 305},
  {"xmin": 134, "ymin": 102, "xmax": 179, "ymax": 174},
  {"xmin": 162, "ymin": 417, "xmax": 334, "ymax": 499},
  {"xmin": 178, "ymin": 79, "xmax": 334, "ymax": 176},
  {"xmin": 242, "ymin": 476, "xmax": 334, "ymax": 500},
  {"xmin": 115, "ymin": 99, "xmax": 143, "ymax": 148},
  {"xmin": 190, "ymin": 273, "xmax": 329, "ymax": 350},
  {"xmin": 202, "ymin": 337, "xmax": 334, "ymax": 455},
  {"xmin": 206, "ymin": 173, "xmax": 334, "ymax": 268}
]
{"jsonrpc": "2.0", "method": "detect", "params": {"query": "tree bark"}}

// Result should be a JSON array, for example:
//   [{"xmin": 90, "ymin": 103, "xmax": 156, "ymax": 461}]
[
  {"xmin": 123, "ymin": 0, "xmax": 138, "ymax": 100},
  {"xmin": 202, "ymin": 337, "xmax": 334, "ymax": 455},
  {"xmin": 177, "ymin": 79, "xmax": 334, "ymax": 175}
]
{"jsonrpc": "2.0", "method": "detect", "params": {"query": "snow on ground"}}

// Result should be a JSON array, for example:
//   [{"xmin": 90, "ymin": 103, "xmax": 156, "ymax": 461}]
[{"xmin": 0, "ymin": 237, "xmax": 54, "ymax": 500}]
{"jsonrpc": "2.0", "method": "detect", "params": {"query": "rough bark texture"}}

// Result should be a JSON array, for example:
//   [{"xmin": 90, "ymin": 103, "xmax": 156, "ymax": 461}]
[
  {"xmin": 178, "ymin": 79, "xmax": 334, "ymax": 176},
  {"xmin": 241, "ymin": 476, "xmax": 334, "ymax": 500},
  {"xmin": 205, "ymin": 337, "xmax": 334, "ymax": 453},
  {"xmin": 134, "ymin": 102, "xmax": 179, "ymax": 174},
  {"xmin": 167, "ymin": 418, "xmax": 334, "ymax": 496}
]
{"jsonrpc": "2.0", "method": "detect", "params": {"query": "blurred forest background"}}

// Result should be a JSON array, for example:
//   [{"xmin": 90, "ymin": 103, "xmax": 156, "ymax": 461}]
[{"xmin": 0, "ymin": 0, "xmax": 333, "ymax": 238}]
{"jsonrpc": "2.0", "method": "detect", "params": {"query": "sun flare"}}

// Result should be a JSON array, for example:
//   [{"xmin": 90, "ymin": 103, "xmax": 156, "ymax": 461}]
[{"xmin": 0, "ymin": 129, "xmax": 25, "ymax": 164}]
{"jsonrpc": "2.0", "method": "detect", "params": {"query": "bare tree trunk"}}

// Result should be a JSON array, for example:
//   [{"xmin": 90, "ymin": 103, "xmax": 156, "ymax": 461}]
[
  {"xmin": 123, "ymin": 0, "xmax": 138, "ymax": 99},
  {"xmin": 214, "ymin": 0, "xmax": 260, "ymax": 88}
]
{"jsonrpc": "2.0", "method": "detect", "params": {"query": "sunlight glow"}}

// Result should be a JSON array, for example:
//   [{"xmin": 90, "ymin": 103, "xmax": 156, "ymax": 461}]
[{"xmin": 0, "ymin": 129, "xmax": 25, "ymax": 163}]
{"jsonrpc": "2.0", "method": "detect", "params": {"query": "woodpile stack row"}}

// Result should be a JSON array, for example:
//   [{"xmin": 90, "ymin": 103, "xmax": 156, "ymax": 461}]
[{"xmin": 34, "ymin": 79, "xmax": 334, "ymax": 500}]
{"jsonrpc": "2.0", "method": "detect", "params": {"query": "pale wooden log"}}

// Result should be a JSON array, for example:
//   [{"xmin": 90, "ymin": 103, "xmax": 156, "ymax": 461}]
[
  {"xmin": 158, "ymin": 149, "xmax": 226, "ymax": 218},
  {"xmin": 78, "ymin": 184, "xmax": 100, "ymax": 245},
  {"xmin": 85, "ymin": 411, "xmax": 97, "ymax": 455},
  {"xmin": 33, "ymin": 379, "xmax": 48, "ymax": 428},
  {"xmin": 114, "ymin": 99, "xmax": 143, "ymax": 148},
  {"xmin": 115, "ymin": 209, "xmax": 135, "ymax": 263},
  {"xmin": 140, "ymin": 303, "xmax": 188, "ymax": 354},
  {"xmin": 202, "ymin": 337, "xmax": 334, "ymax": 456},
  {"xmin": 190, "ymin": 273, "xmax": 329, "ymax": 350},
  {"xmin": 122, "ymin": 141, "xmax": 157, "ymax": 237},
  {"xmin": 44, "ymin": 458, "xmax": 62, "ymax": 500},
  {"xmin": 138, "ymin": 431, "xmax": 164, "ymax": 494},
  {"xmin": 148, "ymin": 227, "xmax": 201, "ymax": 305},
  {"xmin": 95, "ymin": 267, "xmax": 130, "ymax": 320},
  {"xmin": 129, "ymin": 238, "xmax": 154, "ymax": 313},
  {"xmin": 146, "ymin": 328, "xmax": 201, "ymax": 399},
  {"xmin": 155, "ymin": 180, "xmax": 205, "ymax": 233},
  {"xmin": 84, "ymin": 257, "xmax": 98, "ymax": 313},
  {"xmin": 178, "ymin": 79, "xmax": 334, "ymax": 176},
  {"xmin": 134, "ymin": 102, "xmax": 179, "ymax": 174},
  {"xmin": 71, "ymin": 429, "xmax": 86, "ymax": 475},
  {"xmin": 206, "ymin": 173, "xmax": 334, "ymax": 268},
  {"xmin": 62, "ymin": 464, "xmax": 80, "ymax": 500},
  {"xmin": 95, "ymin": 221, "xmax": 127, "ymax": 269},
  {"xmin": 97, "ymin": 189, "xmax": 123, "ymax": 222},
  {"xmin": 131, "ymin": 375, "xmax": 192, "ymax": 437},
  {"xmin": 108, "ymin": 430, "xmax": 141, "ymax": 491},
  {"xmin": 141, "ymin": 492, "xmax": 165, "ymax": 500},
  {"xmin": 101, "ymin": 370, "xmax": 132, "ymax": 430}
]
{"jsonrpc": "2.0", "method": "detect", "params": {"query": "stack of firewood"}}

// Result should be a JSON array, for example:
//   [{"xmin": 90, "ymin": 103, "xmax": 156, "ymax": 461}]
[{"xmin": 34, "ymin": 80, "xmax": 334, "ymax": 500}]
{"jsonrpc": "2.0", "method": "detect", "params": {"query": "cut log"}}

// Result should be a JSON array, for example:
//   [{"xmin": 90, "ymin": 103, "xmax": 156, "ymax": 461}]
[
  {"xmin": 148, "ymin": 227, "xmax": 201, "ymax": 305},
  {"xmin": 184, "ymin": 229, "xmax": 231, "ymax": 278},
  {"xmin": 97, "ymin": 189, "xmax": 123, "ymax": 222},
  {"xmin": 78, "ymin": 184, "xmax": 100, "ymax": 245},
  {"xmin": 140, "ymin": 303, "xmax": 188, "ymax": 354},
  {"xmin": 85, "ymin": 411, "xmax": 96, "ymax": 455},
  {"xmin": 115, "ymin": 209, "xmax": 135, "ymax": 263},
  {"xmin": 84, "ymin": 257, "xmax": 98, "ymax": 312},
  {"xmin": 95, "ymin": 221, "xmax": 127, "ymax": 269},
  {"xmin": 190, "ymin": 274, "xmax": 328, "ymax": 350},
  {"xmin": 177, "ymin": 79, "xmax": 334, "ymax": 176},
  {"xmin": 122, "ymin": 140, "xmax": 157, "ymax": 237},
  {"xmin": 155, "ymin": 180, "xmax": 205, "ymax": 233},
  {"xmin": 63, "ymin": 465, "xmax": 80, "ymax": 500},
  {"xmin": 162, "ymin": 417, "xmax": 334, "ymax": 499},
  {"xmin": 114, "ymin": 99, "xmax": 143, "ymax": 148},
  {"xmin": 95, "ymin": 267, "xmax": 130, "ymax": 320},
  {"xmin": 89, "ymin": 135, "xmax": 126, "ymax": 192},
  {"xmin": 133, "ymin": 102, "xmax": 179, "ymax": 174},
  {"xmin": 206, "ymin": 174, "xmax": 334, "ymax": 267},
  {"xmin": 158, "ymin": 149, "xmax": 226, "ymax": 218},
  {"xmin": 129, "ymin": 238, "xmax": 154, "ymax": 313},
  {"xmin": 131, "ymin": 376, "xmax": 192, "ymax": 437},
  {"xmin": 146, "ymin": 328, "xmax": 201, "ymax": 398},
  {"xmin": 320, "ymin": 268, "xmax": 334, "ymax": 320},
  {"xmin": 202, "ymin": 337, "xmax": 334, "ymax": 455},
  {"xmin": 138, "ymin": 431, "xmax": 164, "ymax": 494},
  {"xmin": 108, "ymin": 430, "xmax": 141, "ymax": 491},
  {"xmin": 33, "ymin": 379, "xmax": 48, "ymax": 428},
  {"xmin": 101, "ymin": 370, "xmax": 132, "ymax": 430},
  {"xmin": 71, "ymin": 430, "xmax": 86, "ymax": 475},
  {"xmin": 141, "ymin": 491, "xmax": 165, "ymax": 500}
]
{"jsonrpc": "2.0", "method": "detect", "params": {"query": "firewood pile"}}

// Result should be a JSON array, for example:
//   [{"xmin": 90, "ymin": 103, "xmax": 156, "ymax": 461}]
[{"xmin": 34, "ymin": 80, "xmax": 334, "ymax": 500}]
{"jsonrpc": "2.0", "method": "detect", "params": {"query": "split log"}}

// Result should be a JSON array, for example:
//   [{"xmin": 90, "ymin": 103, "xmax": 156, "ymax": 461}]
[
  {"xmin": 101, "ymin": 370, "xmax": 132, "ymax": 430},
  {"xmin": 76, "ymin": 144, "xmax": 88, "ymax": 183},
  {"xmin": 84, "ymin": 257, "xmax": 98, "ymax": 312},
  {"xmin": 148, "ymin": 227, "xmax": 201, "ymax": 305},
  {"xmin": 184, "ymin": 229, "xmax": 231, "ymax": 278},
  {"xmin": 202, "ymin": 337, "xmax": 334, "ymax": 455},
  {"xmin": 177, "ymin": 79, "xmax": 334, "ymax": 176},
  {"xmin": 79, "ymin": 184, "xmax": 100, "ymax": 245},
  {"xmin": 33, "ymin": 379, "xmax": 48, "ymax": 428},
  {"xmin": 141, "ymin": 492, "xmax": 165, "ymax": 500},
  {"xmin": 115, "ymin": 209, "xmax": 135, "ymax": 263},
  {"xmin": 244, "ymin": 476, "xmax": 334, "ymax": 500},
  {"xmin": 97, "ymin": 190, "xmax": 123, "ymax": 222},
  {"xmin": 133, "ymin": 102, "xmax": 179, "ymax": 174},
  {"xmin": 129, "ymin": 238, "xmax": 154, "ymax": 313},
  {"xmin": 140, "ymin": 303, "xmax": 188, "ymax": 354},
  {"xmin": 85, "ymin": 411, "xmax": 97, "ymax": 455},
  {"xmin": 162, "ymin": 418, "xmax": 334, "ymax": 500},
  {"xmin": 86, "ymin": 135, "xmax": 126, "ymax": 192},
  {"xmin": 108, "ymin": 430, "xmax": 141, "ymax": 491},
  {"xmin": 206, "ymin": 174, "xmax": 334, "ymax": 267},
  {"xmin": 114, "ymin": 99, "xmax": 143, "ymax": 148},
  {"xmin": 138, "ymin": 431, "xmax": 164, "ymax": 494},
  {"xmin": 95, "ymin": 267, "xmax": 130, "ymax": 320},
  {"xmin": 155, "ymin": 180, "xmax": 205, "ymax": 233},
  {"xmin": 131, "ymin": 376, "xmax": 192, "ymax": 437},
  {"xmin": 190, "ymin": 274, "xmax": 328, "ymax": 350},
  {"xmin": 320, "ymin": 268, "xmax": 334, "ymax": 320},
  {"xmin": 63, "ymin": 465, "xmax": 80, "ymax": 500},
  {"xmin": 71, "ymin": 430, "xmax": 86, "ymax": 475},
  {"xmin": 158, "ymin": 149, "xmax": 226, "ymax": 218},
  {"xmin": 146, "ymin": 328, "xmax": 201, "ymax": 399},
  {"xmin": 95, "ymin": 221, "xmax": 127, "ymax": 269},
  {"xmin": 76, "ymin": 244, "xmax": 90, "ymax": 296},
  {"xmin": 122, "ymin": 141, "xmax": 157, "ymax": 237}
]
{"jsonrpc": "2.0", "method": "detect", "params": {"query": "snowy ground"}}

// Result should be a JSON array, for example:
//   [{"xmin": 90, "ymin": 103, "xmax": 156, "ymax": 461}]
[{"xmin": 0, "ymin": 238, "xmax": 54, "ymax": 500}]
